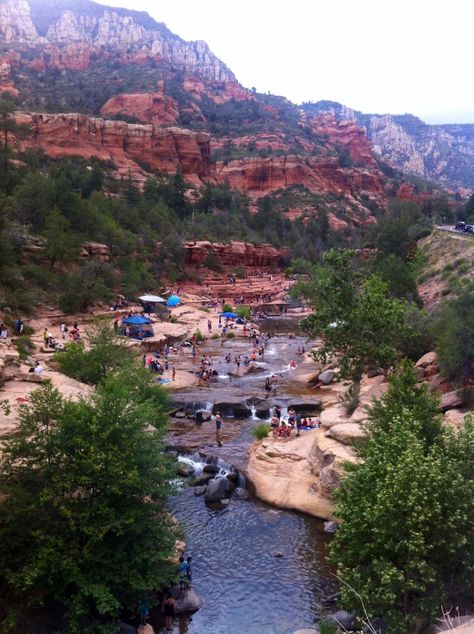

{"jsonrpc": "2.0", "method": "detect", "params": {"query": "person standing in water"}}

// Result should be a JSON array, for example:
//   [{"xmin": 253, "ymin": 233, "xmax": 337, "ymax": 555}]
[{"xmin": 215, "ymin": 411, "xmax": 223, "ymax": 447}]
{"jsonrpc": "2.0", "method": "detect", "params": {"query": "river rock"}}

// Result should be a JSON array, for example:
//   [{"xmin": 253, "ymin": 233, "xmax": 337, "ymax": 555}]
[
  {"xmin": 196, "ymin": 409, "xmax": 211, "ymax": 422},
  {"xmin": 319, "ymin": 369, "xmax": 335, "ymax": 385},
  {"xmin": 203, "ymin": 464, "xmax": 220, "ymax": 474},
  {"xmin": 190, "ymin": 473, "xmax": 214, "ymax": 486},
  {"xmin": 194, "ymin": 485, "xmax": 207, "ymax": 496},
  {"xmin": 176, "ymin": 462, "xmax": 194, "ymax": 477},
  {"xmin": 170, "ymin": 585, "xmax": 203, "ymax": 613},
  {"xmin": 324, "ymin": 521, "xmax": 338, "ymax": 533},
  {"xmin": 226, "ymin": 471, "xmax": 239, "ymax": 483},
  {"xmin": 234, "ymin": 487, "xmax": 250, "ymax": 500},
  {"xmin": 292, "ymin": 629, "xmax": 320, "ymax": 634},
  {"xmin": 118, "ymin": 623, "xmax": 136, "ymax": 634},
  {"xmin": 138, "ymin": 626, "xmax": 155, "ymax": 634},
  {"xmin": 327, "ymin": 610, "xmax": 355, "ymax": 629},
  {"xmin": 255, "ymin": 400, "xmax": 272, "ymax": 418},
  {"xmin": 174, "ymin": 410, "xmax": 186, "ymax": 418},
  {"xmin": 204, "ymin": 476, "xmax": 230, "ymax": 502},
  {"xmin": 212, "ymin": 400, "xmax": 251, "ymax": 418},
  {"xmin": 272, "ymin": 550, "xmax": 284, "ymax": 557},
  {"xmin": 245, "ymin": 364, "xmax": 265, "ymax": 374}
]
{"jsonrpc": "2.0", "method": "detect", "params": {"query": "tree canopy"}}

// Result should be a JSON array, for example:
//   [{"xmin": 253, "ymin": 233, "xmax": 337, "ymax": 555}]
[
  {"xmin": 331, "ymin": 362, "xmax": 474, "ymax": 633},
  {"xmin": 0, "ymin": 363, "xmax": 177, "ymax": 632}
]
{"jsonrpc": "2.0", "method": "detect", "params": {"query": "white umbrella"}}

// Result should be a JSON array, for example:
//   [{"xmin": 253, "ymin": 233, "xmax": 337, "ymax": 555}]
[{"xmin": 138, "ymin": 294, "xmax": 166, "ymax": 303}]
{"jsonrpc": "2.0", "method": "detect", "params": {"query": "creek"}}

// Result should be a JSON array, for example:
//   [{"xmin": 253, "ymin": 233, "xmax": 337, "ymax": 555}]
[{"xmin": 156, "ymin": 317, "xmax": 337, "ymax": 634}]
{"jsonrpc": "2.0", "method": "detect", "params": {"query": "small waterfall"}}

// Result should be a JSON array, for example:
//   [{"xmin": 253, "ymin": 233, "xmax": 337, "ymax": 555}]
[
  {"xmin": 177, "ymin": 451, "xmax": 239, "ymax": 479},
  {"xmin": 250, "ymin": 404, "xmax": 258, "ymax": 420},
  {"xmin": 172, "ymin": 400, "xmax": 213, "ymax": 414}
]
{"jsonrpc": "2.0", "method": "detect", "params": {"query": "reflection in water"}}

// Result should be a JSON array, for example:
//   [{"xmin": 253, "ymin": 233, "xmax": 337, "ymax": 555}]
[{"xmin": 151, "ymin": 489, "xmax": 337, "ymax": 634}]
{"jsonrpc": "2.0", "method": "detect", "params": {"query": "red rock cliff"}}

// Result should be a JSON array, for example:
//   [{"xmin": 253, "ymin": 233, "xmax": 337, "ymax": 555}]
[
  {"xmin": 182, "ymin": 240, "xmax": 290, "ymax": 267},
  {"xmin": 15, "ymin": 112, "xmax": 211, "ymax": 185}
]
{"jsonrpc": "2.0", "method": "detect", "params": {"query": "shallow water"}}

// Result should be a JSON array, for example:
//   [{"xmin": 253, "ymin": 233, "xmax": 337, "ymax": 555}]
[
  {"xmin": 157, "ymin": 317, "xmax": 335, "ymax": 633},
  {"xmin": 156, "ymin": 488, "xmax": 337, "ymax": 634}
]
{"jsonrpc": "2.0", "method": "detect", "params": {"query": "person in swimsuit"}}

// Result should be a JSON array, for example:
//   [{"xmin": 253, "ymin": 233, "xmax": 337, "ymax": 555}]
[{"xmin": 215, "ymin": 412, "xmax": 223, "ymax": 447}]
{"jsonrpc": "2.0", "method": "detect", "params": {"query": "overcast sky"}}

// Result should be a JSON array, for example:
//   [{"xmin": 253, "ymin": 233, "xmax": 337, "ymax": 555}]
[{"xmin": 95, "ymin": 0, "xmax": 474, "ymax": 124}]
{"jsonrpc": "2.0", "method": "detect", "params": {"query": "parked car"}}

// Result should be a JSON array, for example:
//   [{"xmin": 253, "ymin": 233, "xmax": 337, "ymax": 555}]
[
  {"xmin": 455, "ymin": 221, "xmax": 466, "ymax": 231},
  {"xmin": 464, "ymin": 225, "xmax": 474, "ymax": 234}
]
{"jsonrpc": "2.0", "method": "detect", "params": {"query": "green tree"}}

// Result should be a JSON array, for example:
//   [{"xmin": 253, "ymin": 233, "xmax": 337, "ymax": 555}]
[
  {"xmin": 0, "ymin": 364, "xmax": 177, "ymax": 632},
  {"xmin": 299, "ymin": 250, "xmax": 412, "ymax": 377},
  {"xmin": 330, "ymin": 363, "xmax": 462, "ymax": 633},
  {"xmin": 432, "ymin": 285, "xmax": 474, "ymax": 382},
  {"xmin": 55, "ymin": 319, "xmax": 131, "ymax": 385},
  {"xmin": 44, "ymin": 208, "xmax": 80, "ymax": 269}
]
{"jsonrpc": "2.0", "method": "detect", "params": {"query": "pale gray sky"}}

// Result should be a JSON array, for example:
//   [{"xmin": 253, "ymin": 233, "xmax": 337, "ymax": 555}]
[{"xmin": 96, "ymin": 0, "xmax": 474, "ymax": 124}]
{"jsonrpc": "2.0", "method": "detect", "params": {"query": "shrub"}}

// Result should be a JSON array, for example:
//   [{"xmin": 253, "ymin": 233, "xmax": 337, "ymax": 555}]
[
  {"xmin": 233, "ymin": 265, "xmax": 247, "ymax": 279},
  {"xmin": 340, "ymin": 382, "xmax": 360, "ymax": 416},
  {"xmin": 252, "ymin": 423, "xmax": 270, "ymax": 440},
  {"xmin": 226, "ymin": 331, "xmax": 235, "ymax": 339},
  {"xmin": 222, "ymin": 303, "xmax": 233, "ymax": 313},
  {"xmin": 211, "ymin": 333, "xmax": 220, "ymax": 340},
  {"xmin": 235, "ymin": 305, "xmax": 251, "ymax": 320},
  {"xmin": 12, "ymin": 335, "xmax": 35, "ymax": 360},
  {"xmin": 194, "ymin": 328, "xmax": 204, "ymax": 342},
  {"xmin": 204, "ymin": 252, "xmax": 223, "ymax": 272}
]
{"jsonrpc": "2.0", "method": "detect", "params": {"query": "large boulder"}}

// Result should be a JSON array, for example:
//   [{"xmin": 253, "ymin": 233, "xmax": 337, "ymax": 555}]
[
  {"xmin": 204, "ymin": 476, "xmax": 230, "ymax": 502},
  {"xmin": 287, "ymin": 399, "xmax": 322, "ymax": 415},
  {"xmin": 212, "ymin": 400, "xmax": 251, "ymax": 418},
  {"xmin": 320, "ymin": 405, "xmax": 348, "ymax": 429},
  {"xmin": 318, "ymin": 369, "xmax": 335, "ymax": 385},
  {"xmin": 325, "ymin": 422, "xmax": 365, "ymax": 445},
  {"xmin": 440, "ymin": 390, "xmax": 463, "ymax": 412},
  {"xmin": 170, "ymin": 585, "xmax": 202, "ymax": 613},
  {"xmin": 190, "ymin": 473, "xmax": 214, "ymax": 486},
  {"xmin": 255, "ymin": 400, "xmax": 272, "ymax": 418},
  {"xmin": 194, "ymin": 485, "xmax": 207, "ymax": 496},
  {"xmin": 416, "ymin": 351, "xmax": 438, "ymax": 368},
  {"xmin": 444, "ymin": 409, "xmax": 467, "ymax": 430}
]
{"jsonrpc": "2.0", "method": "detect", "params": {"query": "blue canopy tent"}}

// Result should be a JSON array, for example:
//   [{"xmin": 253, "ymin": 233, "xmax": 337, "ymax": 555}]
[
  {"xmin": 220, "ymin": 311, "xmax": 238, "ymax": 319},
  {"xmin": 167, "ymin": 294, "xmax": 181, "ymax": 307},
  {"xmin": 120, "ymin": 315, "xmax": 154, "ymax": 340}
]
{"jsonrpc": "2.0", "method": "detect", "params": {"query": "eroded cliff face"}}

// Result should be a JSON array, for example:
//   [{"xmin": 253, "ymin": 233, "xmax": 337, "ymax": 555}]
[
  {"xmin": 15, "ymin": 112, "xmax": 211, "ymax": 185},
  {"xmin": 182, "ymin": 240, "xmax": 290, "ymax": 268},
  {"xmin": 303, "ymin": 102, "xmax": 474, "ymax": 194},
  {"xmin": 0, "ymin": 0, "xmax": 235, "ymax": 81}
]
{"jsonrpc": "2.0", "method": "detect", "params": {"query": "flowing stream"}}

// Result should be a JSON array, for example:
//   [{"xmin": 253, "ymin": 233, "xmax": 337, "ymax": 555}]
[{"xmin": 153, "ymin": 317, "xmax": 337, "ymax": 633}]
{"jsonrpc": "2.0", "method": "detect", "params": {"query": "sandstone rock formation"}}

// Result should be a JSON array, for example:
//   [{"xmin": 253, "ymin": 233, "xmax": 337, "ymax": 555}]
[
  {"xmin": 247, "ymin": 429, "xmax": 356, "ymax": 520},
  {"xmin": 182, "ymin": 240, "xmax": 290, "ymax": 268},
  {"xmin": 303, "ymin": 101, "xmax": 474, "ymax": 193},
  {"xmin": 16, "ymin": 112, "xmax": 211, "ymax": 185},
  {"xmin": 100, "ymin": 87, "xmax": 180, "ymax": 126}
]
